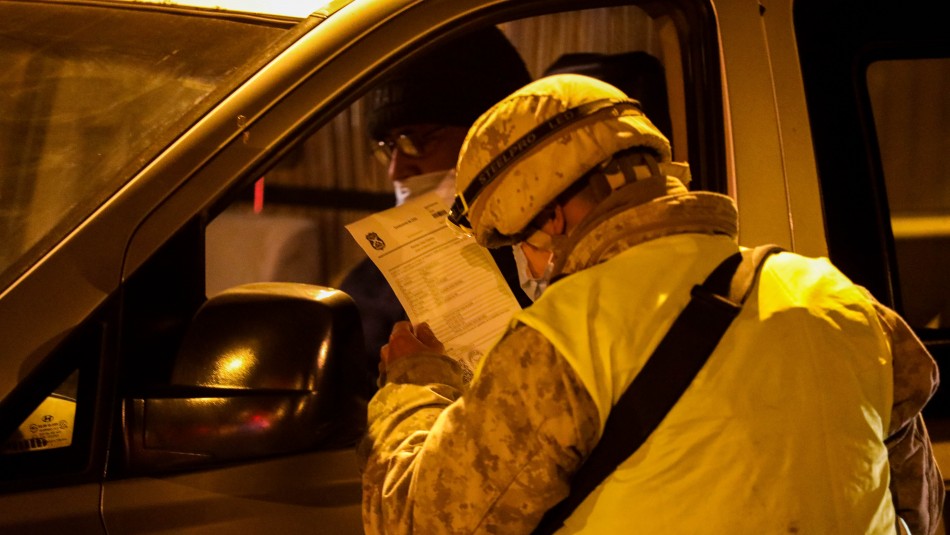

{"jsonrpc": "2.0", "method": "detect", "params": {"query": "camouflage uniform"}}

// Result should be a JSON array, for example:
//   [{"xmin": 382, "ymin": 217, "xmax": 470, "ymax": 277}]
[{"xmin": 358, "ymin": 192, "xmax": 942, "ymax": 534}]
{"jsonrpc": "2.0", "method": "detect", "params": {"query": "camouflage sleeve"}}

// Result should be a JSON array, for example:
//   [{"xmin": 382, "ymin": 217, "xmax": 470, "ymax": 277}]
[
  {"xmin": 358, "ymin": 324, "xmax": 600, "ymax": 535},
  {"xmin": 874, "ymin": 302, "xmax": 944, "ymax": 535}
]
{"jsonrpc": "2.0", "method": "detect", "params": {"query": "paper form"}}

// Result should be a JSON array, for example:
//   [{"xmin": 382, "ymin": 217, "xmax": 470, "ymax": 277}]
[{"xmin": 345, "ymin": 191, "xmax": 521, "ymax": 376}]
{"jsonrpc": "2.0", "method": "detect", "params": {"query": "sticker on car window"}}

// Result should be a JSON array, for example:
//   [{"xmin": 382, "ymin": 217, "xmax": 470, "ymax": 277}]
[{"xmin": 1, "ymin": 394, "xmax": 76, "ymax": 454}]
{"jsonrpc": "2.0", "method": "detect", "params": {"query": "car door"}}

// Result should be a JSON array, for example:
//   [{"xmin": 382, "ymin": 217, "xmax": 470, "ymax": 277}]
[
  {"xmin": 98, "ymin": 0, "xmax": 728, "ymax": 532},
  {"xmin": 102, "ymin": 0, "xmax": 942, "ymax": 531}
]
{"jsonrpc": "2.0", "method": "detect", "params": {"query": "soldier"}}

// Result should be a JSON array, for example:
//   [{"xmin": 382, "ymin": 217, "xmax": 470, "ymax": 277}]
[{"xmin": 359, "ymin": 74, "xmax": 943, "ymax": 534}]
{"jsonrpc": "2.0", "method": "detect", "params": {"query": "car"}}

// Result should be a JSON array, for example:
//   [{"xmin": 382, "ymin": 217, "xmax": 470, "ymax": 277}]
[{"xmin": 1, "ymin": 0, "xmax": 947, "ymax": 532}]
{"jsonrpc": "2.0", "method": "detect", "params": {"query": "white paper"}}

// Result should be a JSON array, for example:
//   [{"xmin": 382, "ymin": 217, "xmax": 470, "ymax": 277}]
[{"xmin": 345, "ymin": 191, "xmax": 521, "ymax": 374}]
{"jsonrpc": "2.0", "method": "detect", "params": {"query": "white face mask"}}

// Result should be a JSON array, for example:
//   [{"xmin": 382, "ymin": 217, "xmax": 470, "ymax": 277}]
[
  {"xmin": 394, "ymin": 168, "xmax": 457, "ymax": 207},
  {"xmin": 512, "ymin": 243, "xmax": 555, "ymax": 302}
]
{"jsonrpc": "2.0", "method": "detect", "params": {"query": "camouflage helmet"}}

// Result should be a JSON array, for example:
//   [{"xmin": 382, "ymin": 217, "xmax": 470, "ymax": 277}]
[{"xmin": 448, "ymin": 74, "xmax": 671, "ymax": 248}]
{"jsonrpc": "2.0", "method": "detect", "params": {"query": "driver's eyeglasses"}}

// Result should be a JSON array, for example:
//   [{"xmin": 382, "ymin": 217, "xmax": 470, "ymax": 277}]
[{"xmin": 372, "ymin": 126, "xmax": 447, "ymax": 165}]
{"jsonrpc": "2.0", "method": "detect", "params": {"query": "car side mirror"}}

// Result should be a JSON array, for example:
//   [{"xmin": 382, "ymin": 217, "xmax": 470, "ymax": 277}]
[{"xmin": 122, "ymin": 283, "xmax": 366, "ymax": 474}]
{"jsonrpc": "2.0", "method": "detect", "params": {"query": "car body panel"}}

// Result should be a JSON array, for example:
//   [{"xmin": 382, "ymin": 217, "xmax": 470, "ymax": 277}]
[
  {"xmin": 0, "ymin": 484, "xmax": 103, "ymax": 533},
  {"xmin": 102, "ymin": 449, "xmax": 362, "ymax": 534},
  {"xmin": 716, "ymin": 0, "xmax": 826, "ymax": 256}
]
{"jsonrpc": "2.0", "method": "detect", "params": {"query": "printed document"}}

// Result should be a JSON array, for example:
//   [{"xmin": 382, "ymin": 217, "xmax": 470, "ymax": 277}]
[{"xmin": 345, "ymin": 192, "xmax": 521, "ymax": 376}]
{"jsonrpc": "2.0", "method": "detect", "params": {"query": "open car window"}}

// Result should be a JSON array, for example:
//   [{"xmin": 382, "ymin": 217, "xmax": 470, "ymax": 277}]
[{"xmin": 204, "ymin": 3, "xmax": 719, "ymax": 297}]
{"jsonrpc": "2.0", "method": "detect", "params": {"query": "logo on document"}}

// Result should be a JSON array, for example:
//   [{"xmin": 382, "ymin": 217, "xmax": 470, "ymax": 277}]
[{"xmin": 366, "ymin": 232, "xmax": 386, "ymax": 251}]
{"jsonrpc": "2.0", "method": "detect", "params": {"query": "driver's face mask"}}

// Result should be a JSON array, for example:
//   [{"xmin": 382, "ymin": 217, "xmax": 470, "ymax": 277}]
[
  {"xmin": 512, "ymin": 243, "xmax": 555, "ymax": 302},
  {"xmin": 394, "ymin": 169, "xmax": 457, "ymax": 207}
]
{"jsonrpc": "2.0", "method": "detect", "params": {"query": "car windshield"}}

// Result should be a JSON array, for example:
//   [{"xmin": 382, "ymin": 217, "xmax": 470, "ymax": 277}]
[{"xmin": 0, "ymin": 1, "xmax": 297, "ymax": 291}]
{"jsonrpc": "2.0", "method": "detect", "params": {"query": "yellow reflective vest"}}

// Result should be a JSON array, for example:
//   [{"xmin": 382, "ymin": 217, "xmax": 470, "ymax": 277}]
[{"xmin": 517, "ymin": 233, "xmax": 896, "ymax": 534}]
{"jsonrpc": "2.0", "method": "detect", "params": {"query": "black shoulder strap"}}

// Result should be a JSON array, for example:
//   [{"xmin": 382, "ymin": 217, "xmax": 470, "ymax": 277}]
[{"xmin": 532, "ymin": 244, "xmax": 783, "ymax": 535}]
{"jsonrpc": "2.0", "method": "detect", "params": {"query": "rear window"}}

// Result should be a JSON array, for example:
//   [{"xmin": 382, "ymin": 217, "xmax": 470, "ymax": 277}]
[{"xmin": 866, "ymin": 58, "xmax": 950, "ymax": 330}]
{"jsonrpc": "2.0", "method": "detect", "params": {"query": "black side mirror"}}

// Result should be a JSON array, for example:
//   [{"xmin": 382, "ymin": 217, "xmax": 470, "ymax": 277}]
[{"xmin": 122, "ymin": 283, "xmax": 366, "ymax": 473}]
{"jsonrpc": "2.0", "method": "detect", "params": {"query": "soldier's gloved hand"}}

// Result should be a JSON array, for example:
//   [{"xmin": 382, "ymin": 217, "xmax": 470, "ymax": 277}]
[{"xmin": 381, "ymin": 321, "xmax": 445, "ymax": 371}]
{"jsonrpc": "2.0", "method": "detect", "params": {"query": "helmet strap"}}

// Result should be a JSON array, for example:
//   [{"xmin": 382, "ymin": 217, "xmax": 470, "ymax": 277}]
[{"xmin": 588, "ymin": 149, "xmax": 662, "ymax": 202}]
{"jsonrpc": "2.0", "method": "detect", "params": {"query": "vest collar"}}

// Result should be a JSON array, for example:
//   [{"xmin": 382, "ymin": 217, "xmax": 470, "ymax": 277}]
[{"xmin": 555, "ymin": 191, "xmax": 739, "ymax": 276}]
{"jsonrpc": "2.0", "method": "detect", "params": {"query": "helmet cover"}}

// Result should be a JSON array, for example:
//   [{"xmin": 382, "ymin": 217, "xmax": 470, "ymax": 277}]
[{"xmin": 454, "ymin": 74, "xmax": 672, "ymax": 247}]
